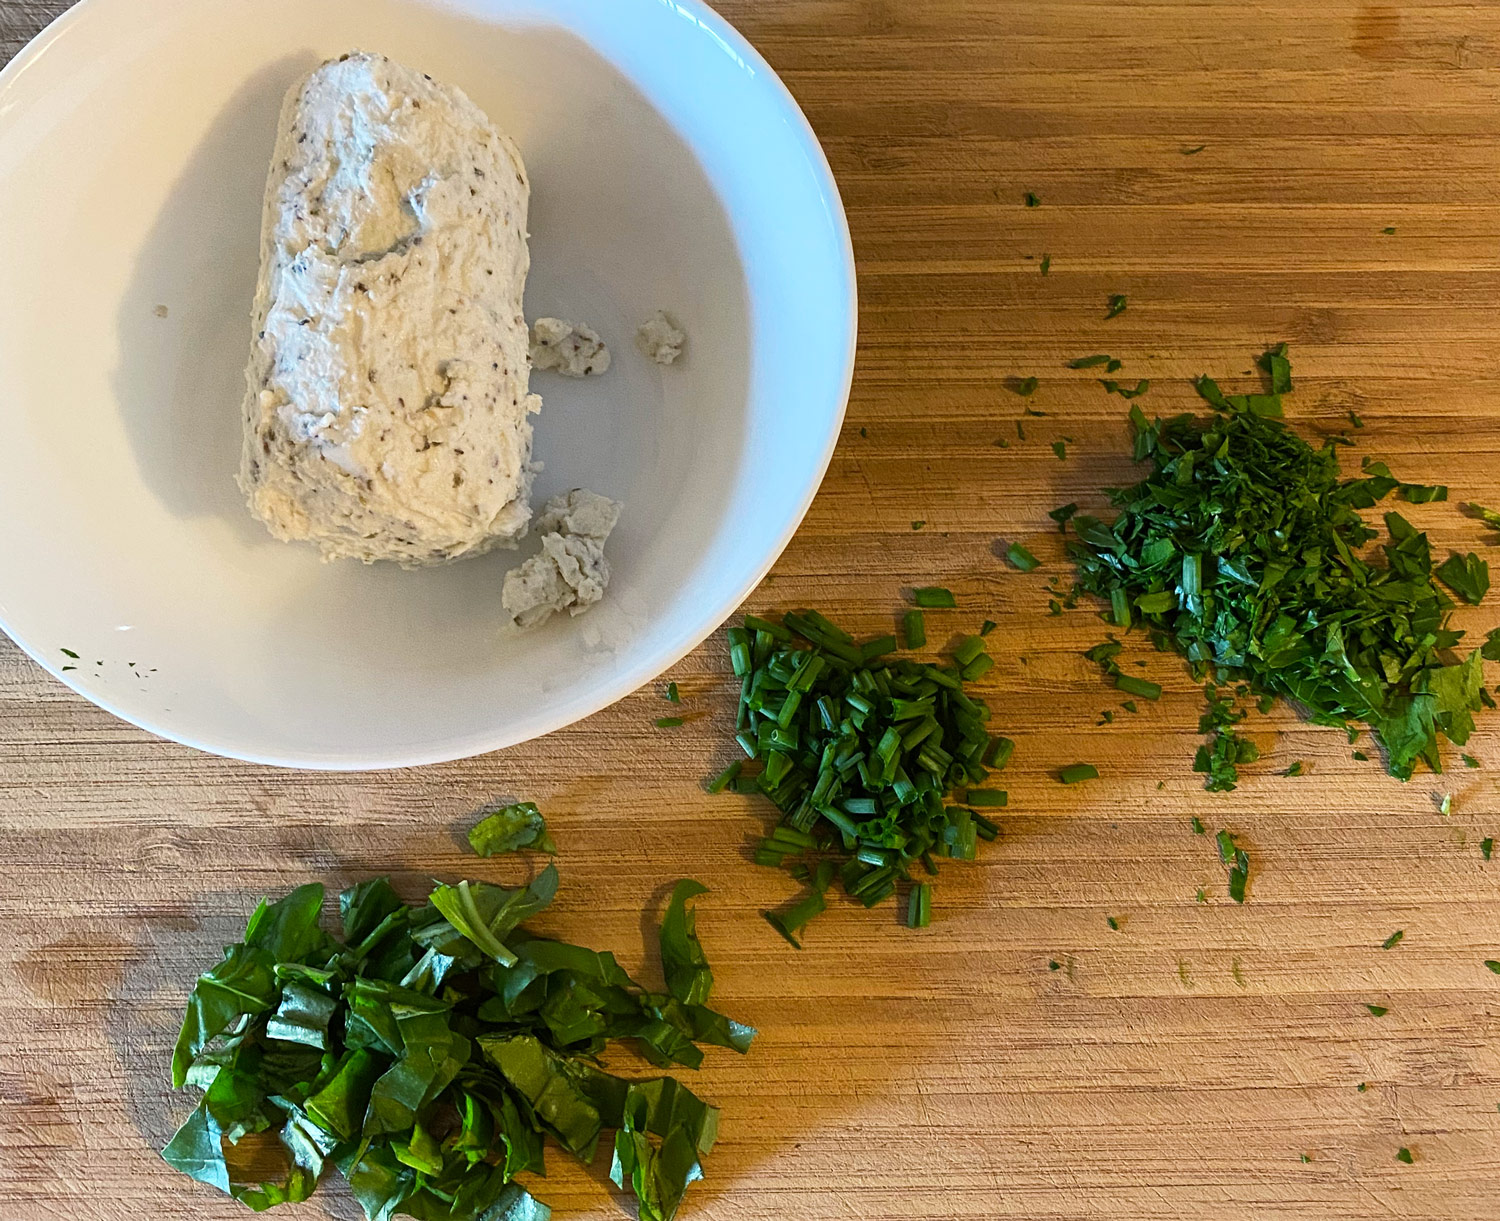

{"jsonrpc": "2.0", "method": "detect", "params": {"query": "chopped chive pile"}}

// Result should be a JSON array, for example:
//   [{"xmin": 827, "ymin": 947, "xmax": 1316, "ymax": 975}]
[
  {"xmin": 162, "ymin": 867, "xmax": 749, "ymax": 1221},
  {"xmin": 1066, "ymin": 345, "xmax": 1494, "ymax": 785},
  {"xmin": 718, "ymin": 609, "xmax": 1013, "ymax": 941}
]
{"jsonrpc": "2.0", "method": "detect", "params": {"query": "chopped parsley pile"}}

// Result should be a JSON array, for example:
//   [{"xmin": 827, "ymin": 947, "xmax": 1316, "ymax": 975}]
[
  {"xmin": 714, "ymin": 609, "xmax": 1010, "ymax": 942},
  {"xmin": 1067, "ymin": 345, "xmax": 1491, "ymax": 786},
  {"xmin": 163, "ymin": 866, "xmax": 749, "ymax": 1221}
]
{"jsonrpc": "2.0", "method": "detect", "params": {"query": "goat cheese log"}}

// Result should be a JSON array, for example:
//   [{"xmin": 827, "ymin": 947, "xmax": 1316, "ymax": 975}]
[{"xmin": 239, "ymin": 52, "xmax": 539, "ymax": 565}]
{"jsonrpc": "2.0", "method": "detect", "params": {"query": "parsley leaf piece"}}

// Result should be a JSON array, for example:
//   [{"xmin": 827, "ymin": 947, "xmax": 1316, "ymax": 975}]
[
  {"xmin": 1049, "ymin": 502, "xmax": 1079, "ymax": 531},
  {"xmin": 1283, "ymin": 761, "xmax": 1304, "ymax": 777},
  {"xmin": 1436, "ymin": 552, "xmax": 1489, "ymax": 604},
  {"xmin": 1487, "ymin": 960, "xmax": 1500, "ymax": 974},
  {"xmin": 1216, "ymin": 830, "xmax": 1251, "ymax": 903},
  {"xmin": 1398, "ymin": 482, "xmax": 1448, "ymax": 503},
  {"xmin": 1191, "ymin": 817, "xmax": 1206, "ymax": 835},
  {"xmin": 1008, "ymin": 376, "xmax": 1040, "ymax": 396}
]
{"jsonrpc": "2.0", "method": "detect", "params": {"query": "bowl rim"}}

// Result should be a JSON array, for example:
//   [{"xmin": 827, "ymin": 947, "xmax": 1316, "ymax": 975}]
[{"xmin": 0, "ymin": 0, "xmax": 857, "ymax": 771}]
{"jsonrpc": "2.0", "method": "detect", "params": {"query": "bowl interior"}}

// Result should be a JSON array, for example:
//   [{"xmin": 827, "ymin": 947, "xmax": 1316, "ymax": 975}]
[{"xmin": 0, "ymin": 0, "xmax": 853, "ymax": 767}]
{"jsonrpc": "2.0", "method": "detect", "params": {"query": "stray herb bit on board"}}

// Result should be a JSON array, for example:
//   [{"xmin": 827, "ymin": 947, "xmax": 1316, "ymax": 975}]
[
  {"xmin": 1396, "ymin": 1147, "xmax": 1414, "ymax": 1164},
  {"xmin": 1024, "ymin": 191, "xmax": 1040, "ymax": 208},
  {"xmin": 1052, "ymin": 440, "xmax": 1068, "ymax": 461},
  {"xmin": 656, "ymin": 716, "xmax": 686, "ymax": 728},
  {"xmin": 1382, "ymin": 930, "xmax": 1404, "ymax": 950},
  {"xmin": 1006, "ymin": 543, "xmax": 1041, "ymax": 572},
  {"xmin": 1486, "ymin": 960, "xmax": 1500, "ymax": 975},
  {"xmin": 913, "ymin": 587, "xmax": 957, "ymax": 609},
  {"xmin": 1398, "ymin": 482, "xmax": 1448, "ymax": 503},
  {"xmin": 1382, "ymin": 227, "xmax": 1397, "ymax": 236},
  {"xmin": 1283, "ymin": 761, "xmax": 1304, "ymax": 777},
  {"xmin": 1483, "ymin": 837, "xmax": 1495, "ymax": 861},
  {"xmin": 1181, "ymin": 145, "xmax": 1206, "ymax": 155},
  {"xmin": 1366, "ymin": 1004, "xmax": 1389, "ymax": 1016},
  {"xmin": 1436, "ymin": 552, "xmax": 1489, "ymax": 604},
  {"xmin": 1008, "ymin": 377, "xmax": 1039, "ymax": 397},
  {"xmin": 980, "ymin": 619, "xmax": 997, "ymax": 636},
  {"xmin": 1058, "ymin": 763, "xmax": 1099, "ymax": 784},
  {"xmin": 1040, "ymin": 253, "xmax": 1051, "ymax": 276},
  {"xmin": 1101, "ymin": 379, "xmax": 1151, "ymax": 400},
  {"xmin": 1464, "ymin": 754, "xmax": 1480, "ymax": 768},
  {"xmin": 1105, "ymin": 294, "xmax": 1127, "ymax": 319},
  {"xmin": 665, "ymin": 681, "xmax": 681, "ymax": 703},
  {"xmin": 1217, "ymin": 830, "xmax": 1250, "ymax": 903},
  {"xmin": 469, "ymin": 801, "xmax": 557, "ymax": 856},
  {"xmin": 1067, "ymin": 354, "xmax": 1113, "ymax": 369}
]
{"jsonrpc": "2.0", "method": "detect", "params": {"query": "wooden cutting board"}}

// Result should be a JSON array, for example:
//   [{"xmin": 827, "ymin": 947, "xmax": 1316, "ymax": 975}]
[{"xmin": 5, "ymin": 1, "xmax": 1500, "ymax": 1217}]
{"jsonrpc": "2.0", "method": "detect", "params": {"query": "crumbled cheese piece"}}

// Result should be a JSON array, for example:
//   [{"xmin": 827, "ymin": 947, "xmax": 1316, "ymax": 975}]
[
  {"xmin": 529, "ymin": 318, "xmax": 611, "ymax": 377},
  {"xmin": 502, "ymin": 490, "xmax": 622, "ymax": 628},
  {"xmin": 635, "ymin": 311, "xmax": 686, "ymax": 365}
]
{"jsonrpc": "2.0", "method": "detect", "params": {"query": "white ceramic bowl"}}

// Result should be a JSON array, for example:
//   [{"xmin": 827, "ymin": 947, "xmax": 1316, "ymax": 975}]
[{"xmin": 0, "ymin": 0, "xmax": 855, "ymax": 769}]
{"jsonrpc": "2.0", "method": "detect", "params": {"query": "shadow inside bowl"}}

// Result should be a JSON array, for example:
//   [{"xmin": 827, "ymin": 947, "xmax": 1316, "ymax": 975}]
[{"xmin": 98, "ymin": 11, "xmax": 755, "ymax": 766}]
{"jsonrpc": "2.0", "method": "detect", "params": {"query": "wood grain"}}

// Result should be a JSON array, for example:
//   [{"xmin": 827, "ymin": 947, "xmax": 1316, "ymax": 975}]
[{"xmin": 5, "ymin": 1, "xmax": 1500, "ymax": 1218}]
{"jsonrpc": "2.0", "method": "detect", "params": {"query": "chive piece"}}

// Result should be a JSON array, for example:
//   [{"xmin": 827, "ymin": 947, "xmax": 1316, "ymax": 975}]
[
  {"xmin": 1067, "ymin": 354, "xmax": 1113, "ymax": 369},
  {"xmin": 1058, "ymin": 763, "xmax": 1099, "ymax": 784},
  {"xmin": 1484, "ymin": 838, "xmax": 1494, "ymax": 861},
  {"xmin": 1486, "ymin": 960, "xmax": 1500, "ymax": 974},
  {"xmin": 964, "ymin": 790, "xmax": 1007, "ymax": 807},
  {"xmin": 665, "ymin": 682, "xmax": 681, "ymax": 703},
  {"xmin": 1106, "ymin": 916, "xmax": 1120, "ymax": 931},
  {"xmin": 728, "ymin": 627, "xmax": 752, "ymax": 677},
  {"xmin": 902, "ymin": 609, "xmax": 927, "ymax": 650},
  {"xmin": 1023, "ymin": 192, "xmax": 1040, "ymax": 207},
  {"xmin": 980, "ymin": 619, "xmax": 997, "ymax": 636},
  {"xmin": 1382, "ymin": 226, "xmax": 1397, "ymax": 236},
  {"xmin": 707, "ymin": 761, "xmax": 742, "ymax": 794},
  {"xmin": 906, "ymin": 883, "xmax": 932, "ymax": 928},
  {"xmin": 1114, "ymin": 674, "xmax": 1162, "ymax": 700},
  {"xmin": 60, "ymin": 648, "xmax": 79, "ymax": 659},
  {"xmin": 1039, "ymin": 253, "xmax": 1051, "ymax": 276},
  {"xmin": 1052, "ymin": 440, "xmax": 1067, "ymax": 461},
  {"xmin": 1181, "ymin": 144, "xmax": 1206, "ymax": 155},
  {"xmin": 1006, "ymin": 543, "xmax": 1040, "ymax": 572},
  {"xmin": 1366, "ymin": 1004, "xmax": 1388, "ymax": 1016},
  {"xmin": 1381, "ymin": 930, "xmax": 1404, "ymax": 950},
  {"xmin": 655, "ymin": 716, "xmax": 685, "ymax": 728},
  {"xmin": 913, "ymin": 587, "xmax": 957, "ymax": 609},
  {"xmin": 984, "ymin": 737, "xmax": 1015, "ymax": 769},
  {"xmin": 1105, "ymin": 293, "xmax": 1127, "ymax": 319},
  {"xmin": 972, "ymin": 813, "xmax": 1000, "ymax": 841},
  {"xmin": 960, "ymin": 655, "xmax": 994, "ymax": 683},
  {"xmin": 744, "ymin": 613, "xmax": 793, "ymax": 642},
  {"xmin": 861, "ymin": 635, "xmax": 898, "ymax": 662},
  {"xmin": 954, "ymin": 636, "xmax": 987, "ymax": 667}
]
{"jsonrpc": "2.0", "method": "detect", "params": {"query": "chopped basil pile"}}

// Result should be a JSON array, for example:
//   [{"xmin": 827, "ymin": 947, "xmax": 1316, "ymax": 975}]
[
  {"xmin": 1066, "ymin": 345, "xmax": 1490, "ymax": 785},
  {"xmin": 718, "ymin": 609, "xmax": 1011, "ymax": 943},
  {"xmin": 163, "ymin": 868, "xmax": 749, "ymax": 1221}
]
